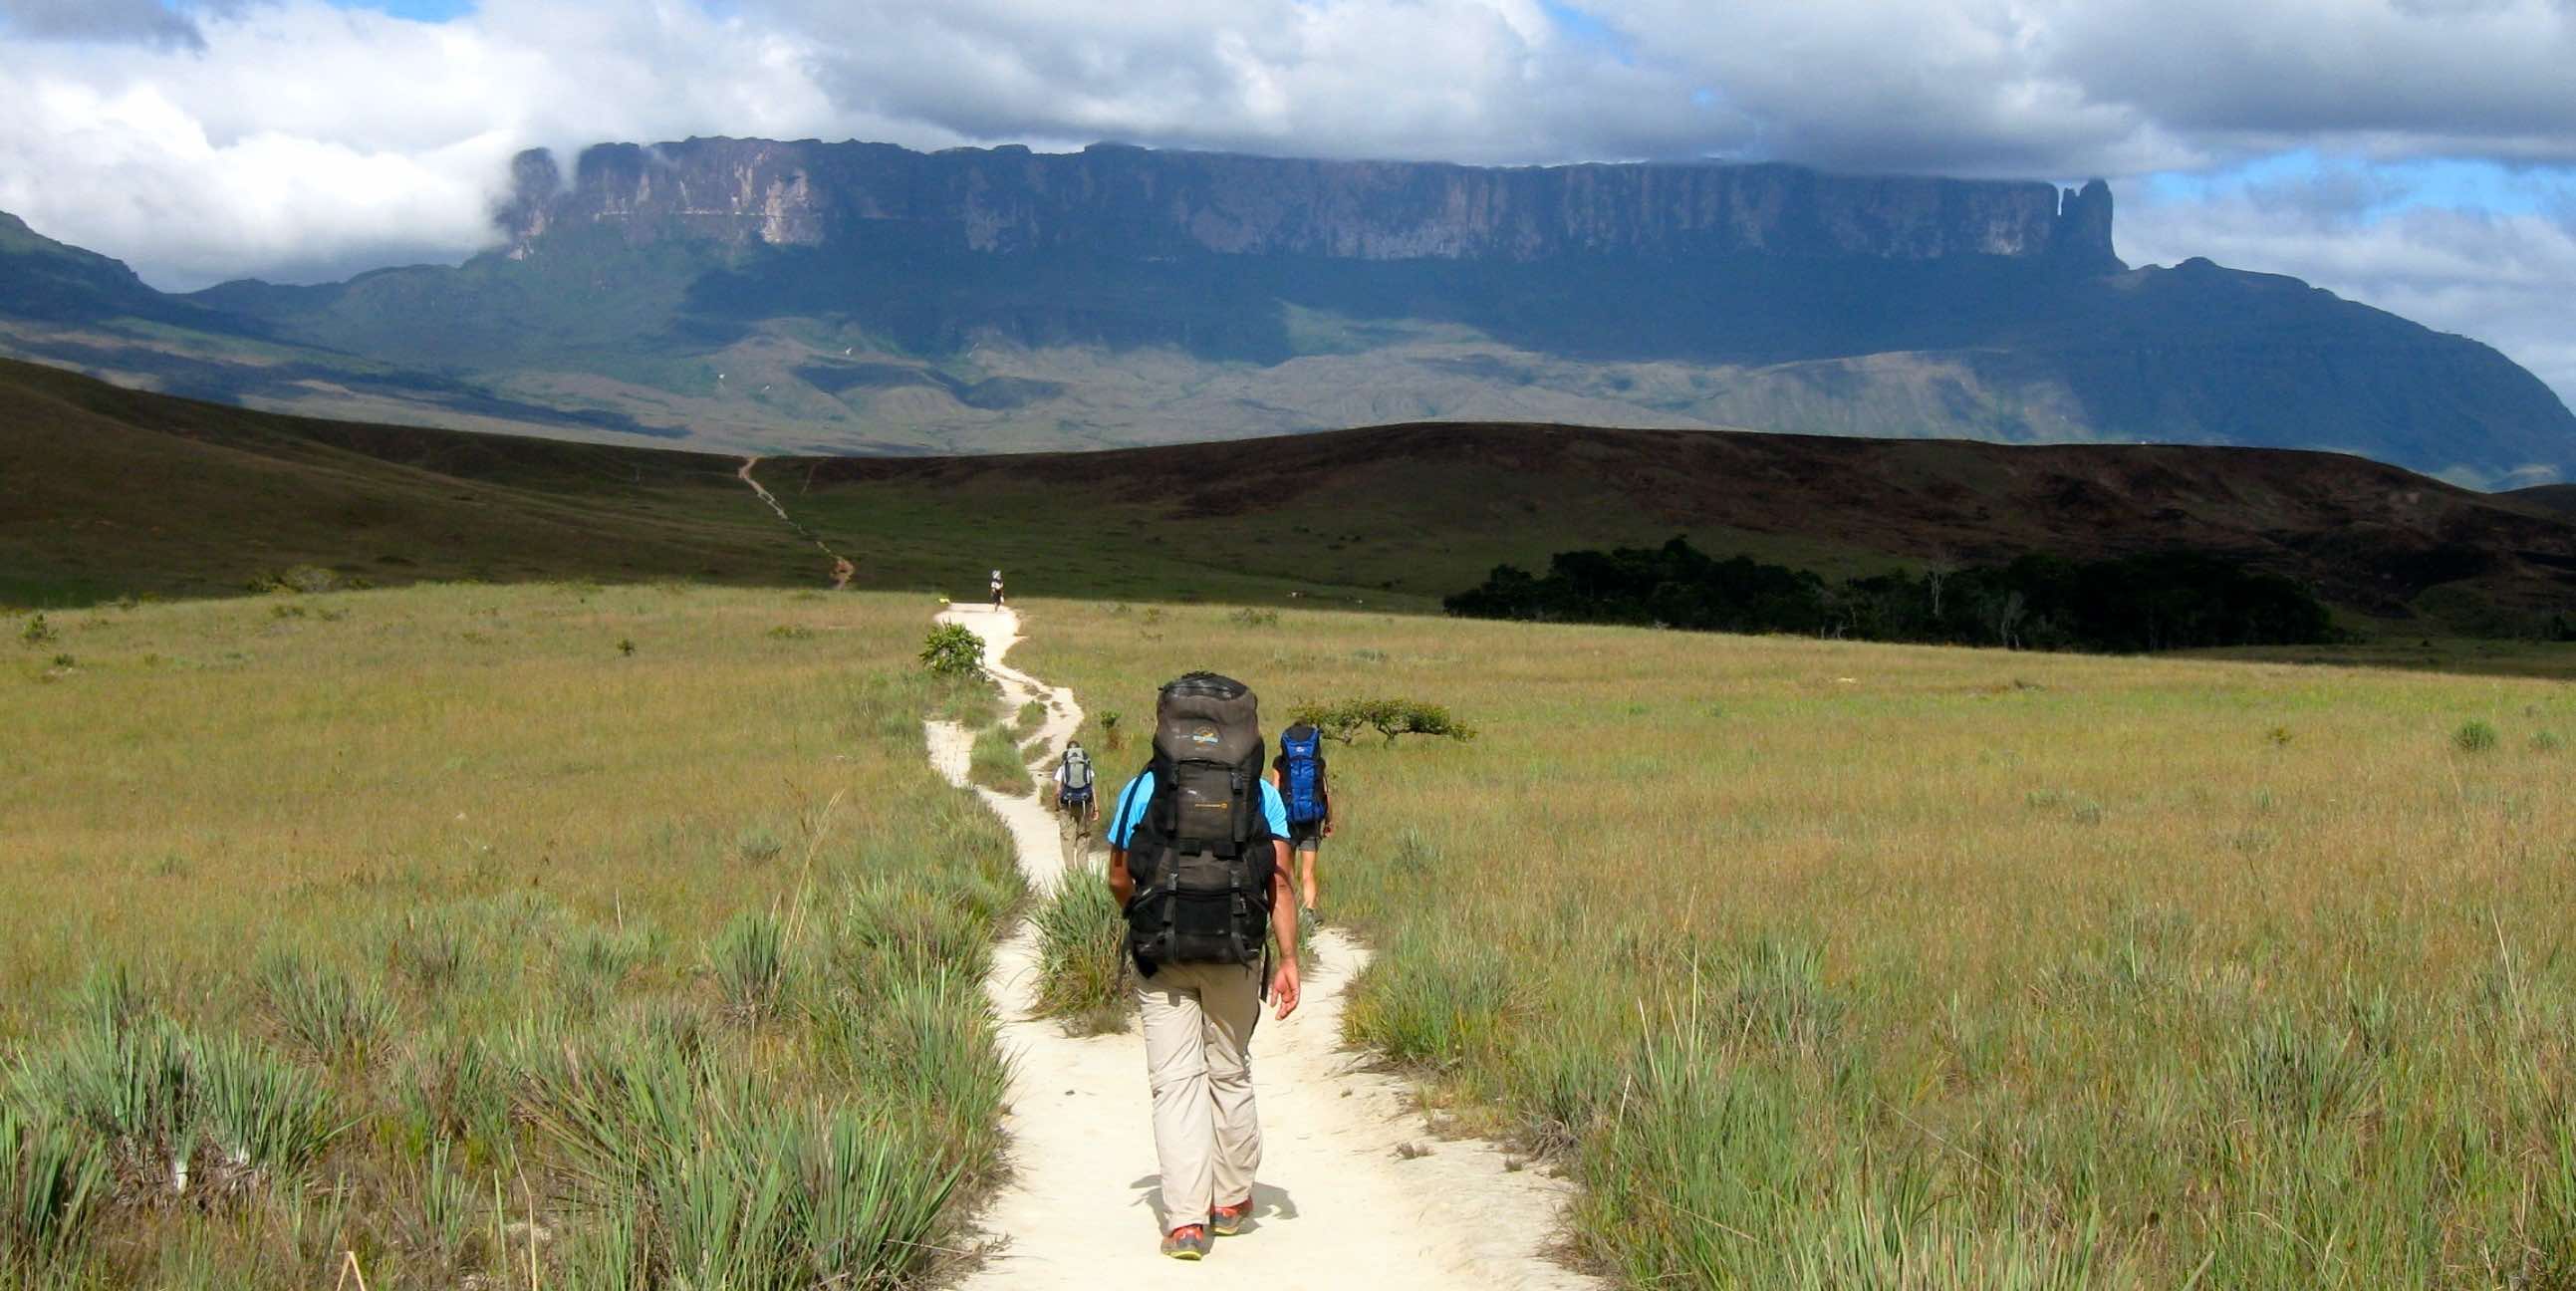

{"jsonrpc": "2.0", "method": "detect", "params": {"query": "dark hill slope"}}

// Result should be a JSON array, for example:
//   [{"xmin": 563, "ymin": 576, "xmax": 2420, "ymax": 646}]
[
  {"xmin": 2506, "ymin": 483, "xmax": 2576, "ymax": 518},
  {"xmin": 7, "ymin": 357, "xmax": 2573, "ymax": 629},
  {"xmin": 0, "ymin": 358, "xmax": 809, "ymax": 604},
  {"xmin": 792, "ymin": 421, "xmax": 2576, "ymax": 619}
]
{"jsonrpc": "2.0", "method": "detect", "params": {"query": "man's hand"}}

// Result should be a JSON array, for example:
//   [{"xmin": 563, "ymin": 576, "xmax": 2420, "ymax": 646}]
[{"xmin": 1270, "ymin": 958, "xmax": 1301, "ymax": 1020}]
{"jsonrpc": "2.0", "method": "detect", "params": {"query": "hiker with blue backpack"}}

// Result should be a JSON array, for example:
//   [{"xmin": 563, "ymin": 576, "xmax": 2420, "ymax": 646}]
[
  {"xmin": 1103, "ymin": 672, "xmax": 1301, "ymax": 1261},
  {"xmin": 1270, "ymin": 721, "xmax": 1333, "ymax": 914}
]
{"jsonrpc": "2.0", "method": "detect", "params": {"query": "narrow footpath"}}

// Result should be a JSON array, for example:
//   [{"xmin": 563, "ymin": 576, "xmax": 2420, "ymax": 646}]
[
  {"xmin": 925, "ymin": 606, "xmax": 1603, "ymax": 1291},
  {"xmin": 737, "ymin": 455, "xmax": 856, "ymax": 588}
]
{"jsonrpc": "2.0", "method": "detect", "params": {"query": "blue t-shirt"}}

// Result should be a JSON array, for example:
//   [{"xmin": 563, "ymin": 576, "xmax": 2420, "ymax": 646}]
[{"xmin": 1108, "ymin": 772, "xmax": 1289, "ymax": 849}]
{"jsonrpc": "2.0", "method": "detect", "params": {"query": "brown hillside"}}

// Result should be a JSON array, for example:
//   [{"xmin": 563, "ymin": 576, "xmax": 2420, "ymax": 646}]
[
  {"xmin": 804, "ymin": 422, "xmax": 2576, "ymax": 616},
  {"xmin": 0, "ymin": 358, "xmax": 812, "ymax": 602},
  {"xmin": 9, "ymin": 355, "xmax": 2575, "ymax": 624}
]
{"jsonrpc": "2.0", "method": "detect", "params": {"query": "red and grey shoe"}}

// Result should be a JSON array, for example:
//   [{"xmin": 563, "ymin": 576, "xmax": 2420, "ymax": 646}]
[
  {"xmin": 1160, "ymin": 1224, "xmax": 1212, "ymax": 1260},
  {"xmin": 1211, "ymin": 1197, "xmax": 1253, "ymax": 1236}
]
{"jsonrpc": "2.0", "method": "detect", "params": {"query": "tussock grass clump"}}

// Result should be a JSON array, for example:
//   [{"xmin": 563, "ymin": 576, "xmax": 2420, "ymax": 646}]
[
  {"xmin": 851, "ymin": 666, "xmax": 995, "ymax": 737},
  {"xmin": 0, "ymin": 1107, "xmax": 108, "ymax": 1264},
  {"xmin": 706, "ymin": 910, "xmax": 787, "ymax": 1022},
  {"xmin": 2453, "ymin": 718, "xmax": 2500, "ymax": 752},
  {"xmin": 255, "ymin": 950, "xmax": 394, "ymax": 1061},
  {"xmin": 525, "ymin": 1021, "xmax": 979, "ymax": 1291},
  {"xmin": 732, "ymin": 825, "xmax": 785, "ymax": 865},
  {"xmin": 1031, "ymin": 873, "xmax": 1132, "ymax": 1034},
  {"xmin": 381, "ymin": 909, "xmax": 470, "ymax": 993},
  {"xmin": 1014, "ymin": 697, "xmax": 1049, "ymax": 737},
  {"xmin": 968, "ymin": 722, "xmax": 1035, "ymax": 795},
  {"xmin": 12, "ymin": 1005, "xmax": 340, "ymax": 1204}
]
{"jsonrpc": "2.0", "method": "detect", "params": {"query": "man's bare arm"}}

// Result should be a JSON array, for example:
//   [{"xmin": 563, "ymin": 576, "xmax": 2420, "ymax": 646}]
[{"xmin": 1268, "ymin": 839, "xmax": 1301, "ymax": 1019}]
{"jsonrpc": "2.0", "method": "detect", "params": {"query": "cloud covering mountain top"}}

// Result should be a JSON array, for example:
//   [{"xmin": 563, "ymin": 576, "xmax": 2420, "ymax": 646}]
[{"xmin": 0, "ymin": 0, "xmax": 2569, "ymax": 400}]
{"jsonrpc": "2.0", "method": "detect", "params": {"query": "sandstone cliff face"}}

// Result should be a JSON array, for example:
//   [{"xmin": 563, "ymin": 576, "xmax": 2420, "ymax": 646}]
[{"xmin": 498, "ymin": 138, "xmax": 2121, "ymax": 270}]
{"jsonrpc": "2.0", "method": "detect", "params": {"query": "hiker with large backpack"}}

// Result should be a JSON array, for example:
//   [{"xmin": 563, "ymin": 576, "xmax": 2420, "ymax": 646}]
[
  {"xmin": 1269, "ymin": 721, "xmax": 1334, "ymax": 914},
  {"xmin": 1103, "ymin": 672, "xmax": 1301, "ymax": 1262},
  {"xmin": 1053, "ymin": 739, "xmax": 1099, "ymax": 847}
]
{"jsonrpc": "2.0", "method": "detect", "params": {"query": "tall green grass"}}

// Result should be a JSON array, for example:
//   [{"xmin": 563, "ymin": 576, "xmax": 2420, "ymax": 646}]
[
  {"xmin": 1031, "ymin": 872, "xmax": 1133, "ymax": 1034},
  {"xmin": 1022, "ymin": 597, "xmax": 2576, "ymax": 1289},
  {"xmin": 968, "ymin": 722, "xmax": 1036, "ymax": 795},
  {"xmin": 0, "ymin": 587, "xmax": 1023, "ymax": 1287}
]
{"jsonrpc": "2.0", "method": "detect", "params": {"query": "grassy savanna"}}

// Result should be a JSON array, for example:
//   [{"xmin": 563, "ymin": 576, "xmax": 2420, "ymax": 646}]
[
  {"xmin": 1, "ymin": 583, "xmax": 1018, "ymax": 1288},
  {"xmin": 1019, "ymin": 598, "xmax": 2576, "ymax": 1288}
]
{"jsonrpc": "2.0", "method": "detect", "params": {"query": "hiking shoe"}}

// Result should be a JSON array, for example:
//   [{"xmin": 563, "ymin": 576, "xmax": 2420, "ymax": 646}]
[
  {"xmin": 1211, "ymin": 1198, "xmax": 1253, "ymax": 1236},
  {"xmin": 1161, "ymin": 1224, "xmax": 1212, "ymax": 1260}
]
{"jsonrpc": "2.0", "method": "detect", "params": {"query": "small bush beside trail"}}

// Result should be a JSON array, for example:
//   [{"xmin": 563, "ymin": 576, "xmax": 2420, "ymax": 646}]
[
  {"xmin": 918, "ymin": 624, "xmax": 985, "ymax": 677},
  {"xmin": 1289, "ymin": 697, "xmax": 1477, "ymax": 746}
]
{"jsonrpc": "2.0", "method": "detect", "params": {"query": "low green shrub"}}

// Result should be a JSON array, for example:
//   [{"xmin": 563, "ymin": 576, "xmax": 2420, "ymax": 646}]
[
  {"xmin": 1288, "ymin": 697, "xmax": 1477, "ymax": 745},
  {"xmin": 918, "ymin": 624, "xmax": 985, "ymax": 678},
  {"xmin": 2453, "ymin": 719, "xmax": 2500, "ymax": 753}
]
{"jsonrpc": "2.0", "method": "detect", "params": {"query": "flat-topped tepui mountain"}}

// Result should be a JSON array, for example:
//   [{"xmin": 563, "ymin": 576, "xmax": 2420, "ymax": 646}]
[{"xmin": 3, "ymin": 138, "xmax": 2571, "ymax": 480}]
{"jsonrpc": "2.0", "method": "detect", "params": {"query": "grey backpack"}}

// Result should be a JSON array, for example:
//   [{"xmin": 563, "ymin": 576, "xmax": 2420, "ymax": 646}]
[{"xmin": 1124, "ymin": 673, "xmax": 1271, "ymax": 970}]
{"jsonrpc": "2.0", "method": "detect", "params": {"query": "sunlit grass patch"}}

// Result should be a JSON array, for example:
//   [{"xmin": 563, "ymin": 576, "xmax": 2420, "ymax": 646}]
[
  {"xmin": 0, "ymin": 585, "xmax": 1019, "ymax": 1286},
  {"xmin": 1020, "ymin": 596, "xmax": 2576, "ymax": 1289}
]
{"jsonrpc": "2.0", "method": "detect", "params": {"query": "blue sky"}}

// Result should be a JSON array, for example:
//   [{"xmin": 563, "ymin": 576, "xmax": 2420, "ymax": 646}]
[{"xmin": 331, "ymin": 0, "xmax": 472, "ymax": 18}]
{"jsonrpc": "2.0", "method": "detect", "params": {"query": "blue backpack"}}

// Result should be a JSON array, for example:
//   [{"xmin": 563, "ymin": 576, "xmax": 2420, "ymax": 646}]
[{"xmin": 1280, "ymin": 724, "xmax": 1327, "ymax": 826}]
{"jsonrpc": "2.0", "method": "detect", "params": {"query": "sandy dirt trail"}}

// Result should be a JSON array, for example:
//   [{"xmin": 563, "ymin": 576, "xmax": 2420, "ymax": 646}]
[
  {"xmin": 925, "ymin": 606, "xmax": 1603, "ymax": 1291},
  {"xmin": 737, "ymin": 455, "xmax": 856, "ymax": 588}
]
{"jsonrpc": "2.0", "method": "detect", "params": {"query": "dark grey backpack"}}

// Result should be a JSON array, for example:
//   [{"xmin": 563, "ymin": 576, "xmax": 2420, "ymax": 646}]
[{"xmin": 1124, "ymin": 672, "xmax": 1271, "ymax": 971}]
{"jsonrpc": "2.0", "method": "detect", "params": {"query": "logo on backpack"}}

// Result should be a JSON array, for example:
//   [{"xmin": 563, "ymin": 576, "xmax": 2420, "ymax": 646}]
[
  {"xmin": 1280, "ymin": 724, "xmax": 1327, "ymax": 827},
  {"xmin": 1126, "ymin": 673, "xmax": 1272, "ymax": 972}
]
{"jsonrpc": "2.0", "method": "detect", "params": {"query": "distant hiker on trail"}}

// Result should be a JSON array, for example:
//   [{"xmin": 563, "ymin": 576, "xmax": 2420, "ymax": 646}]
[
  {"xmin": 989, "ymin": 569, "xmax": 1006, "ymax": 610},
  {"xmin": 1269, "ymin": 721, "xmax": 1333, "ymax": 914},
  {"xmin": 1104, "ymin": 672, "xmax": 1301, "ymax": 1262},
  {"xmin": 1053, "ymin": 739, "xmax": 1099, "ymax": 854}
]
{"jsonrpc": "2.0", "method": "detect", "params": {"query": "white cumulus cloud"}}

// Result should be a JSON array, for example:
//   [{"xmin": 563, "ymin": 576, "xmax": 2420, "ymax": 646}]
[{"xmin": 0, "ymin": 0, "xmax": 2568, "ymax": 408}]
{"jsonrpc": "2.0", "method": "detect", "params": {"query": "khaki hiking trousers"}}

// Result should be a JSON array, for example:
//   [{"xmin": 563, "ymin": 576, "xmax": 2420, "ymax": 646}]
[{"xmin": 1137, "ymin": 959, "xmax": 1263, "ymax": 1232}]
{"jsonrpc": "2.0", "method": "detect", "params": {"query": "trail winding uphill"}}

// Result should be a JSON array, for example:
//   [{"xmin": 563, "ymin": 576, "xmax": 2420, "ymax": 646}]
[
  {"xmin": 925, "ymin": 606, "xmax": 1604, "ymax": 1291},
  {"xmin": 737, "ymin": 455, "xmax": 856, "ymax": 588}
]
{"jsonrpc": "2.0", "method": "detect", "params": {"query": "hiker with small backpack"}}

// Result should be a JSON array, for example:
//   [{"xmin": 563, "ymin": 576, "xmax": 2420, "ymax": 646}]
[
  {"xmin": 1054, "ymin": 739, "xmax": 1099, "ymax": 850},
  {"xmin": 1270, "ymin": 721, "xmax": 1333, "ymax": 914},
  {"xmin": 989, "ymin": 569, "xmax": 1005, "ymax": 610},
  {"xmin": 1103, "ymin": 673, "xmax": 1301, "ymax": 1262}
]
